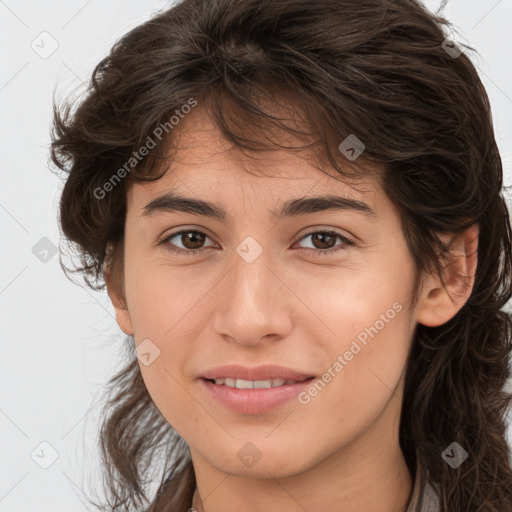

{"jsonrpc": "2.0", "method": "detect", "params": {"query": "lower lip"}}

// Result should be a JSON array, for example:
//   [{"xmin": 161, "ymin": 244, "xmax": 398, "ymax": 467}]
[{"xmin": 200, "ymin": 378, "xmax": 315, "ymax": 414}]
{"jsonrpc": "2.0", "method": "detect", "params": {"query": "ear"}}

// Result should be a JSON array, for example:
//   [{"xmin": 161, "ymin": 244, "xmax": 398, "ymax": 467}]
[
  {"xmin": 415, "ymin": 223, "xmax": 479, "ymax": 327},
  {"xmin": 104, "ymin": 268, "xmax": 134, "ymax": 336}
]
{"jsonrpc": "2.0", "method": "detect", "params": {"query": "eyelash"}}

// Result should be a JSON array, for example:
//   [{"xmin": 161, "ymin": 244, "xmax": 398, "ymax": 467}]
[{"xmin": 159, "ymin": 229, "xmax": 355, "ymax": 257}]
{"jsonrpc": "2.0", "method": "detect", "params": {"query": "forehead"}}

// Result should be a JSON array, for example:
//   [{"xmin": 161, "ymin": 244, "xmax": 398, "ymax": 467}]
[{"xmin": 126, "ymin": 105, "xmax": 383, "ymax": 215}]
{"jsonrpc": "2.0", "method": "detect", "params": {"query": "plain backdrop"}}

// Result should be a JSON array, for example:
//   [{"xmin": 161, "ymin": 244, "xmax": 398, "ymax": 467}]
[{"xmin": 1, "ymin": 1, "xmax": 511, "ymax": 511}]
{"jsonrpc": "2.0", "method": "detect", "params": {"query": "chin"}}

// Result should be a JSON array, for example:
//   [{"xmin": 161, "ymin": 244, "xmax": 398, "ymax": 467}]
[{"xmin": 202, "ymin": 444, "xmax": 314, "ymax": 479}]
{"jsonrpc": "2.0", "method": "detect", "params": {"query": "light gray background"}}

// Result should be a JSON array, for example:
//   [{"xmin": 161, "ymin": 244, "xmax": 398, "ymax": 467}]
[{"xmin": 1, "ymin": 1, "xmax": 511, "ymax": 511}]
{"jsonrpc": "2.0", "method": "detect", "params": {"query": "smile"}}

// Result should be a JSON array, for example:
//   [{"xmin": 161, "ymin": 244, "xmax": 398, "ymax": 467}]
[
  {"xmin": 210, "ymin": 377, "xmax": 301, "ymax": 389},
  {"xmin": 201, "ymin": 377, "xmax": 315, "ymax": 414}
]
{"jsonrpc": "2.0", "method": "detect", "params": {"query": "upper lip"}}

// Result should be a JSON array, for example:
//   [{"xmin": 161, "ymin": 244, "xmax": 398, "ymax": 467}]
[{"xmin": 201, "ymin": 364, "xmax": 314, "ymax": 382}]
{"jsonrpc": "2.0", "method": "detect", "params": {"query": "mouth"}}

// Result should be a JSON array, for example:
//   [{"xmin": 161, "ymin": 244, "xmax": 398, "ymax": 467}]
[{"xmin": 200, "ymin": 376, "xmax": 316, "ymax": 414}]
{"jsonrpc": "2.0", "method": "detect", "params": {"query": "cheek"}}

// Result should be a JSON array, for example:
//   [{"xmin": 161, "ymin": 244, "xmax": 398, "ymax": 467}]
[
  {"xmin": 296, "ymin": 305, "xmax": 412, "ymax": 457},
  {"xmin": 138, "ymin": 360, "xmax": 199, "ymax": 438},
  {"xmin": 124, "ymin": 269, "xmax": 208, "ymax": 434},
  {"xmin": 124, "ymin": 259, "xmax": 194, "ymax": 335},
  {"xmin": 303, "ymin": 258, "xmax": 414, "ymax": 414},
  {"xmin": 302, "ymin": 258, "xmax": 412, "ymax": 347}
]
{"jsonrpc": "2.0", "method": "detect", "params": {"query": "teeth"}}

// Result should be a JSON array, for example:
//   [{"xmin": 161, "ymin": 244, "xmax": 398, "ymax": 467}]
[{"xmin": 213, "ymin": 378, "xmax": 291, "ymax": 389}]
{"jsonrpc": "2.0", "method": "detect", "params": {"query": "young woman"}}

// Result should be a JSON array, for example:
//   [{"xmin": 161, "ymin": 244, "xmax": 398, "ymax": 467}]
[{"xmin": 50, "ymin": 0, "xmax": 512, "ymax": 511}]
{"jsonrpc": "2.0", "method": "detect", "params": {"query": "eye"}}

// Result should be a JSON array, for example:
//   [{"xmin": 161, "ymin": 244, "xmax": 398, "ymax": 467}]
[
  {"xmin": 160, "ymin": 230, "xmax": 217, "ymax": 256},
  {"xmin": 293, "ymin": 229, "xmax": 355, "ymax": 256},
  {"xmin": 159, "ymin": 228, "xmax": 355, "ymax": 257}
]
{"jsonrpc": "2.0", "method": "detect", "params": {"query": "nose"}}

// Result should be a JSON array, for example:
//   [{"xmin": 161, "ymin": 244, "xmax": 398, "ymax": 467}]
[{"xmin": 212, "ymin": 245, "xmax": 294, "ymax": 347}]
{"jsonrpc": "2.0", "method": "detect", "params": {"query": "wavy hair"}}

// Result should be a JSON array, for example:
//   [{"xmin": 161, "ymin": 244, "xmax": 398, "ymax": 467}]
[{"xmin": 49, "ymin": 0, "xmax": 512, "ymax": 510}]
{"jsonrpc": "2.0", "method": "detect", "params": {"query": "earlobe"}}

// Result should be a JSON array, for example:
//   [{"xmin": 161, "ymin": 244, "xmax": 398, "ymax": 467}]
[
  {"xmin": 104, "ymin": 270, "xmax": 134, "ymax": 336},
  {"xmin": 415, "ymin": 224, "xmax": 479, "ymax": 328}
]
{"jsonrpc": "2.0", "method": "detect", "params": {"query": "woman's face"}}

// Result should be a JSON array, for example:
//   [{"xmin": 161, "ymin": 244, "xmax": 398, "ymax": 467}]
[{"xmin": 110, "ymin": 106, "xmax": 426, "ymax": 480}]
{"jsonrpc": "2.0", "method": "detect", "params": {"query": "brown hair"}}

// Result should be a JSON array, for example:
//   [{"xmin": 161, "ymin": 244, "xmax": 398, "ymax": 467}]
[{"xmin": 50, "ymin": 0, "xmax": 512, "ymax": 510}]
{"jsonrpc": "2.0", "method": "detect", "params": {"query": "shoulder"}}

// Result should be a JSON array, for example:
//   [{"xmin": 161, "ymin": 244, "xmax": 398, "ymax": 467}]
[
  {"xmin": 419, "ymin": 479, "xmax": 441, "ymax": 512},
  {"xmin": 406, "ymin": 461, "xmax": 441, "ymax": 512}
]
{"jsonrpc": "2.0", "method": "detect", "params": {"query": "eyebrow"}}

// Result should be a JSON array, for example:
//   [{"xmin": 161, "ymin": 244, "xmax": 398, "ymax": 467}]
[{"xmin": 141, "ymin": 191, "xmax": 376, "ymax": 220}]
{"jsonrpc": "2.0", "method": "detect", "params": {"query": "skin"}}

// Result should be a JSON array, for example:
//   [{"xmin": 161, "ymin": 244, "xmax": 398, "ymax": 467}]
[{"xmin": 106, "ymin": 105, "xmax": 478, "ymax": 512}]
